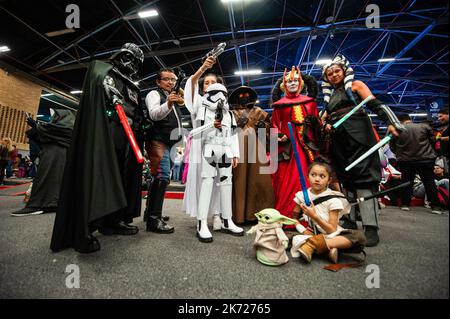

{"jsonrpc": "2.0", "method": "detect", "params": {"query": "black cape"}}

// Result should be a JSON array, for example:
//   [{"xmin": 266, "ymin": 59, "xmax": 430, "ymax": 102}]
[
  {"xmin": 50, "ymin": 60, "xmax": 142, "ymax": 252},
  {"xmin": 25, "ymin": 109, "xmax": 75, "ymax": 210}
]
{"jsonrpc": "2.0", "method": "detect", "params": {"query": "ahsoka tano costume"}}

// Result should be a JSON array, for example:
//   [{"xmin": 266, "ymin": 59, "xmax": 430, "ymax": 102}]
[
  {"xmin": 321, "ymin": 54, "xmax": 404, "ymax": 246},
  {"xmin": 51, "ymin": 43, "xmax": 146, "ymax": 253},
  {"xmin": 271, "ymin": 67, "xmax": 321, "ymax": 225},
  {"xmin": 188, "ymin": 83, "xmax": 244, "ymax": 243},
  {"xmin": 229, "ymin": 86, "xmax": 274, "ymax": 224}
]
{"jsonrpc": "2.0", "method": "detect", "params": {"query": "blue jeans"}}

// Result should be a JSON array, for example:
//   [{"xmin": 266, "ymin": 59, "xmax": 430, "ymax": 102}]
[
  {"xmin": 172, "ymin": 163, "xmax": 181, "ymax": 181},
  {"xmin": 155, "ymin": 148, "xmax": 171, "ymax": 182}
]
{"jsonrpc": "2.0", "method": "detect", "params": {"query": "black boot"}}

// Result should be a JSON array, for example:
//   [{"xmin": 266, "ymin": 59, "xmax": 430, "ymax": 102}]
[
  {"xmin": 75, "ymin": 234, "xmax": 101, "ymax": 253},
  {"xmin": 146, "ymin": 179, "xmax": 174, "ymax": 233},
  {"xmin": 98, "ymin": 210, "xmax": 139, "ymax": 236},
  {"xmin": 364, "ymin": 226, "xmax": 380, "ymax": 247},
  {"xmin": 144, "ymin": 179, "xmax": 159, "ymax": 222},
  {"xmin": 147, "ymin": 216, "xmax": 174, "ymax": 233},
  {"xmin": 143, "ymin": 179, "xmax": 170, "ymax": 223},
  {"xmin": 99, "ymin": 221, "xmax": 139, "ymax": 236}
]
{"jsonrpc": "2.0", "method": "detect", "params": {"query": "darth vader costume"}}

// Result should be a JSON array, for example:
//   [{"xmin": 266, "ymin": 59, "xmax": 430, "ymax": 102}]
[{"xmin": 50, "ymin": 43, "xmax": 146, "ymax": 253}]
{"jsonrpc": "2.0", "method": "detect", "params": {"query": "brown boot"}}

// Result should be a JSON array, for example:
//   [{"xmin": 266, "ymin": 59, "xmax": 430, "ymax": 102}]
[{"xmin": 298, "ymin": 234, "xmax": 330, "ymax": 263}]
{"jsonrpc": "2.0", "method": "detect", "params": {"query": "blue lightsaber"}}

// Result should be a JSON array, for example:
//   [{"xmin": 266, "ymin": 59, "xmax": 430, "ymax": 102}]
[{"xmin": 287, "ymin": 122, "xmax": 311, "ymax": 206}]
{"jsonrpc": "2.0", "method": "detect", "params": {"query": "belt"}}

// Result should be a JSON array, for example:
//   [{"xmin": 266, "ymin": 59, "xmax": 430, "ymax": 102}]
[{"xmin": 329, "ymin": 106, "xmax": 366, "ymax": 123}]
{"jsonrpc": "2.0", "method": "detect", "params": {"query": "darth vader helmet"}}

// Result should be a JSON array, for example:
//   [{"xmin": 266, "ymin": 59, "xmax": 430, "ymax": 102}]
[{"xmin": 111, "ymin": 43, "xmax": 144, "ymax": 78}]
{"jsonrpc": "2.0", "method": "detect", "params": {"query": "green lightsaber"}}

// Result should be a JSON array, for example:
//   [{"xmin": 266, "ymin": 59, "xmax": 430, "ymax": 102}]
[
  {"xmin": 332, "ymin": 95, "xmax": 374, "ymax": 129},
  {"xmin": 345, "ymin": 134, "xmax": 392, "ymax": 171}
]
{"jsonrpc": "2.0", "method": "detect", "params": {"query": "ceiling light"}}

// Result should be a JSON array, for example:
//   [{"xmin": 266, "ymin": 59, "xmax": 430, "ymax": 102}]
[
  {"xmin": 378, "ymin": 58, "xmax": 396, "ymax": 63},
  {"xmin": 45, "ymin": 28, "xmax": 76, "ymax": 37},
  {"xmin": 222, "ymin": 0, "xmax": 253, "ymax": 3},
  {"xmin": 409, "ymin": 113, "xmax": 428, "ymax": 117},
  {"xmin": 138, "ymin": 9, "xmax": 158, "ymax": 18},
  {"xmin": 0, "ymin": 46, "xmax": 11, "ymax": 52},
  {"xmin": 41, "ymin": 93, "xmax": 54, "ymax": 97},
  {"xmin": 70, "ymin": 90, "xmax": 82, "ymax": 94},
  {"xmin": 315, "ymin": 59, "xmax": 332, "ymax": 65},
  {"xmin": 234, "ymin": 69, "xmax": 262, "ymax": 76},
  {"xmin": 378, "ymin": 57, "xmax": 412, "ymax": 63}
]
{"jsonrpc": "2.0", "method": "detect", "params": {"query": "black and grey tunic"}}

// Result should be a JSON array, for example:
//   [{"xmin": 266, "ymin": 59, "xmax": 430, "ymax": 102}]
[{"xmin": 327, "ymin": 85, "xmax": 381, "ymax": 189}]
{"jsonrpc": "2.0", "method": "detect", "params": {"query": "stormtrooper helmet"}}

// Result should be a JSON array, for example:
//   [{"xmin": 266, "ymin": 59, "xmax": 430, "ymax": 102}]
[{"xmin": 203, "ymin": 83, "xmax": 229, "ymax": 111}]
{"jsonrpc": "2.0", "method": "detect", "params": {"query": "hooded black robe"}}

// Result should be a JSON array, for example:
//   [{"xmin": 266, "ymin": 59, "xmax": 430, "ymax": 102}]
[{"xmin": 23, "ymin": 109, "xmax": 74, "ymax": 211}]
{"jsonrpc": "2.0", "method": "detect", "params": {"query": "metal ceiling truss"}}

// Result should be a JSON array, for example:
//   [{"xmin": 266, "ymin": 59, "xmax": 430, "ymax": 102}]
[{"xmin": 3, "ymin": 1, "xmax": 445, "ymax": 115}]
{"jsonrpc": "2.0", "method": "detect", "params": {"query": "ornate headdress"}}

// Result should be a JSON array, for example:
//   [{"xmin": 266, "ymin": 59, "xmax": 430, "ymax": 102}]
[
  {"xmin": 280, "ymin": 66, "xmax": 303, "ymax": 97},
  {"xmin": 271, "ymin": 67, "xmax": 318, "ymax": 104},
  {"xmin": 321, "ymin": 54, "xmax": 355, "ymax": 106}
]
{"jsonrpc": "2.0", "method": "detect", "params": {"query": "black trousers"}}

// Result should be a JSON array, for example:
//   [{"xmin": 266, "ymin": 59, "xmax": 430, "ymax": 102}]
[
  {"xmin": 0, "ymin": 160, "xmax": 7, "ymax": 185},
  {"xmin": 397, "ymin": 160, "xmax": 441, "ymax": 208}
]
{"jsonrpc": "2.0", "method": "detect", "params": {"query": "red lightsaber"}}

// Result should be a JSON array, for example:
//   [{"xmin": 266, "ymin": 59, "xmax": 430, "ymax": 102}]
[{"xmin": 115, "ymin": 103, "xmax": 144, "ymax": 163}]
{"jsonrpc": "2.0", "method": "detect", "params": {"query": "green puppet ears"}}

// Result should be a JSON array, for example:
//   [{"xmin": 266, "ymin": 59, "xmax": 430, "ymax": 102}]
[{"xmin": 254, "ymin": 208, "xmax": 298, "ymax": 225}]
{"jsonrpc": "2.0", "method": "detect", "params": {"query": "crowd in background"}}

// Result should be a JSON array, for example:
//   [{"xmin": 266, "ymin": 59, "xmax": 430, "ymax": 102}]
[
  {"xmin": 1, "ymin": 106, "xmax": 449, "ymax": 213},
  {"xmin": 0, "ymin": 138, "xmax": 38, "ymax": 185}
]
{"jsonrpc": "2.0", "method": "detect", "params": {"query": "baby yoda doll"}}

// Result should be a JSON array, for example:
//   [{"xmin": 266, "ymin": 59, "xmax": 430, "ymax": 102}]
[{"xmin": 247, "ymin": 208, "xmax": 298, "ymax": 266}]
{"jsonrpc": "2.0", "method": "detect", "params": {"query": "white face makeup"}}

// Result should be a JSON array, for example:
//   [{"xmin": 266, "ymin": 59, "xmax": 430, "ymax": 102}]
[{"xmin": 286, "ymin": 78, "xmax": 299, "ymax": 93}]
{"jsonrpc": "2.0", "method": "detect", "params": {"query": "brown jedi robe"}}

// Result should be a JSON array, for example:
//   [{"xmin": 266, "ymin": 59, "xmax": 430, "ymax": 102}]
[{"xmin": 232, "ymin": 107, "xmax": 275, "ymax": 223}]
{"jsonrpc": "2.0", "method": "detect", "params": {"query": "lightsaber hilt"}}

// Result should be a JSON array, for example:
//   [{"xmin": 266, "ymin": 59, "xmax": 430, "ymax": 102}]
[{"xmin": 350, "ymin": 181, "xmax": 412, "ymax": 206}]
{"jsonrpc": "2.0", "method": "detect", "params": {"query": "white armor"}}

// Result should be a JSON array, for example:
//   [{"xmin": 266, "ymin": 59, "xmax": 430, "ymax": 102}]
[{"xmin": 194, "ymin": 83, "xmax": 243, "ymax": 242}]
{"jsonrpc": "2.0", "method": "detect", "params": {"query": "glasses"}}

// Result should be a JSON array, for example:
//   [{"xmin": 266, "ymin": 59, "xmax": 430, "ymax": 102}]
[{"xmin": 160, "ymin": 77, "xmax": 177, "ymax": 83}]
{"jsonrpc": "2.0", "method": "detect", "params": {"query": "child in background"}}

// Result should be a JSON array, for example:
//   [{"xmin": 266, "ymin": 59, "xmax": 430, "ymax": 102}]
[
  {"xmin": 291, "ymin": 162, "xmax": 366, "ymax": 263},
  {"xmin": 172, "ymin": 147, "xmax": 184, "ymax": 182}
]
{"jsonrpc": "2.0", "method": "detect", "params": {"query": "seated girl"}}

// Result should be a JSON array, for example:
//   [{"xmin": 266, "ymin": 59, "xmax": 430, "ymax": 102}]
[{"xmin": 291, "ymin": 161, "xmax": 366, "ymax": 263}]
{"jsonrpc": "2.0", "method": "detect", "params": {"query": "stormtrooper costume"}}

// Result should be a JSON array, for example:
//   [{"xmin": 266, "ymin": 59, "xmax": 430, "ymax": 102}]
[
  {"xmin": 192, "ymin": 83, "xmax": 244, "ymax": 242},
  {"xmin": 183, "ymin": 76, "xmax": 221, "ymax": 221}
]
